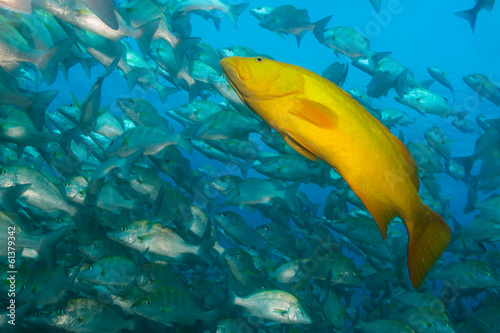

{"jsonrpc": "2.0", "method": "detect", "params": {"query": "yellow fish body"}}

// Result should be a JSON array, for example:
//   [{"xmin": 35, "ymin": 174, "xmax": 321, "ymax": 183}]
[{"xmin": 220, "ymin": 56, "xmax": 452, "ymax": 288}]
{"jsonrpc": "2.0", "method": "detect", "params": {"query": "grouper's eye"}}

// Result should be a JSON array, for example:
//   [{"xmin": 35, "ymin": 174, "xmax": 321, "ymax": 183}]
[{"xmin": 256, "ymin": 57, "xmax": 263, "ymax": 62}]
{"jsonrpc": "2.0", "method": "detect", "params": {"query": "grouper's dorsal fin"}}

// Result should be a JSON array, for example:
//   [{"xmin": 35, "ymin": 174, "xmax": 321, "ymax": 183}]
[{"xmin": 391, "ymin": 134, "xmax": 420, "ymax": 191}]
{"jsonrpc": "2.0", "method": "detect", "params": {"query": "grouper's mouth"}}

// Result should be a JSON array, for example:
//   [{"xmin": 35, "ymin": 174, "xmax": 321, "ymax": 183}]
[{"xmin": 219, "ymin": 57, "xmax": 251, "ymax": 100}]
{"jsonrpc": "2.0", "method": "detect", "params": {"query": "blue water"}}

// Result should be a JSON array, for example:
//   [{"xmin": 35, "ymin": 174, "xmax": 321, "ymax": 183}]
[{"xmin": 4, "ymin": 0, "xmax": 500, "ymax": 331}]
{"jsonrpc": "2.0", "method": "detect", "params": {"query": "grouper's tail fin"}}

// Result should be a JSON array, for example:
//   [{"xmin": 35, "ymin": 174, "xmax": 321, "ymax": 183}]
[{"xmin": 407, "ymin": 203, "xmax": 451, "ymax": 289}]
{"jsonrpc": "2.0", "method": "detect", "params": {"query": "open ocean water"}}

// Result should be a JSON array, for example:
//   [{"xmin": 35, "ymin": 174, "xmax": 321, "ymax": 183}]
[{"xmin": 1, "ymin": 0, "xmax": 499, "ymax": 332}]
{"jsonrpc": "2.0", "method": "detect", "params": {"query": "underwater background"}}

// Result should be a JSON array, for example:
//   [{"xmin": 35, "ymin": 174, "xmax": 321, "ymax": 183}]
[{"xmin": 1, "ymin": 0, "xmax": 499, "ymax": 332}]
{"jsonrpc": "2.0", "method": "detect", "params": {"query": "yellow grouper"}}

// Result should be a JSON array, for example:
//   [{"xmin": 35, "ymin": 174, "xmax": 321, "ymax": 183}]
[{"xmin": 220, "ymin": 56, "xmax": 452, "ymax": 288}]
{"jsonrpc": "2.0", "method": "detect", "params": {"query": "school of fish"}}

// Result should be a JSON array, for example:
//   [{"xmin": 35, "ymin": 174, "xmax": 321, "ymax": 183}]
[{"xmin": 0, "ymin": 0, "xmax": 499, "ymax": 332}]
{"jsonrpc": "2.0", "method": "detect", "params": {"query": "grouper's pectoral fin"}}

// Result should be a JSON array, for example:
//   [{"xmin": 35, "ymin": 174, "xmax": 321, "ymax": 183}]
[
  {"xmin": 281, "ymin": 98, "xmax": 337, "ymax": 160},
  {"xmin": 283, "ymin": 133, "xmax": 317, "ymax": 161},
  {"xmin": 289, "ymin": 97, "xmax": 337, "ymax": 129}
]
